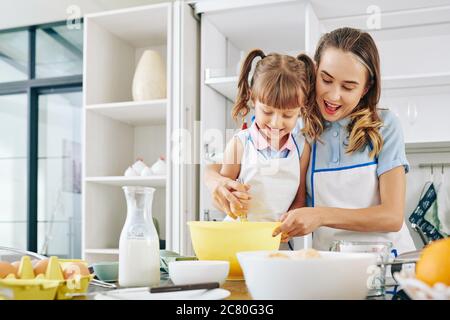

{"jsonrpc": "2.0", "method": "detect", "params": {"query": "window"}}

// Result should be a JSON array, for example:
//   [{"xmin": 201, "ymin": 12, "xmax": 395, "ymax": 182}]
[
  {"xmin": 0, "ymin": 94, "xmax": 27, "ymax": 249},
  {"xmin": 0, "ymin": 21, "xmax": 83, "ymax": 258},
  {"xmin": 0, "ymin": 30, "xmax": 28, "ymax": 83},
  {"xmin": 36, "ymin": 24, "xmax": 83, "ymax": 78}
]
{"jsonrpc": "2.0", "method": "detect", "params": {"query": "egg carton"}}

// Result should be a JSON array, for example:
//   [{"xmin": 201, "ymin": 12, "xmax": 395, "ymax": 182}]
[
  {"xmin": 0, "ymin": 255, "xmax": 94, "ymax": 300},
  {"xmin": 393, "ymin": 269, "xmax": 450, "ymax": 300}
]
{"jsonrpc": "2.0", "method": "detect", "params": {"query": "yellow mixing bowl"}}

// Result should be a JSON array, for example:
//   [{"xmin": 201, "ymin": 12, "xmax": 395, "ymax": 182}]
[{"xmin": 187, "ymin": 221, "xmax": 281, "ymax": 279}]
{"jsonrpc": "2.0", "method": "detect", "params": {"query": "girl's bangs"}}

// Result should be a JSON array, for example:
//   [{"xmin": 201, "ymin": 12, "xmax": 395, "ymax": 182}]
[{"xmin": 252, "ymin": 77, "xmax": 304, "ymax": 110}]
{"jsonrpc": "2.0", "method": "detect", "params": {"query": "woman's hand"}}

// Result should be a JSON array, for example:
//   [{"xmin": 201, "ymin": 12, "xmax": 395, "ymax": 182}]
[
  {"xmin": 212, "ymin": 177, "xmax": 251, "ymax": 219},
  {"xmin": 273, "ymin": 208, "xmax": 323, "ymax": 239}
]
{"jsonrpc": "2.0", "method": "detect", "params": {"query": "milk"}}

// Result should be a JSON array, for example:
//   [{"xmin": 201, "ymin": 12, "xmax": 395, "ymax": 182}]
[{"xmin": 119, "ymin": 238, "xmax": 160, "ymax": 287}]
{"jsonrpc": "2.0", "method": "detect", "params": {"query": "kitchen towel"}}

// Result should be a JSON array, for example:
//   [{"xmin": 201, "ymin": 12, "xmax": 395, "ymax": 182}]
[
  {"xmin": 159, "ymin": 250, "xmax": 197, "ymax": 274},
  {"xmin": 409, "ymin": 182, "xmax": 445, "ymax": 242},
  {"xmin": 437, "ymin": 172, "xmax": 450, "ymax": 235}
]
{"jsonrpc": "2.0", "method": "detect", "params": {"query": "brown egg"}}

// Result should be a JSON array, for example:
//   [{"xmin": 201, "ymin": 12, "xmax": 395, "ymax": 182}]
[
  {"xmin": 33, "ymin": 259, "xmax": 49, "ymax": 276},
  {"xmin": 31, "ymin": 259, "xmax": 40, "ymax": 268},
  {"xmin": 11, "ymin": 261, "xmax": 21, "ymax": 277},
  {"xmin": 63, "ymin": 262, "xmax": 90, "ymax": 279},
  {"xmin": 0, "ymin": 261, "xmax": 17, "ymax": 278}
]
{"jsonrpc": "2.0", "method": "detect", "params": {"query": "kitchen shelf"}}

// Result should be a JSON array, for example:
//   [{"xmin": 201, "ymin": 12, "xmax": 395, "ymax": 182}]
[
  {"xmin": 85, "ymin": 176, "xmax": 166, "ymax": 187},
  {"xmin": 86, "ymin": 99, "xmax": 167, "ymax": 126},
  {"xmin": 204, "ymin": 75, "xmax": 238, "ymax": 102},
  {"xmin": 84, "ymin": 248, "xmax": 119, "ymax": 255},
  {"xmin": 382, "ymin": 72, "xmax": 450, "ymax": 90},
  {"xmin": 85, "ymin": 241, "xmax": 166, "ymax": 255},
  {"xmin": 405, "ymin": 141, "xmax": 450, "ymax": 154},
  {"xmin": 84, "ymin": 3, "xmax": 169, "ymax": 105}
]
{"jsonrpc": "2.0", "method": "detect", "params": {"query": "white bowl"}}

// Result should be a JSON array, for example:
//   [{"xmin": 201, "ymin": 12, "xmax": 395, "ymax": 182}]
[
  {"xmin": 237, "ymin": 250, "xmax": 377, "ymax": 300},
  {"xmin": 168, "ymin": 260, "xmax": 230, "ymax": 285}
]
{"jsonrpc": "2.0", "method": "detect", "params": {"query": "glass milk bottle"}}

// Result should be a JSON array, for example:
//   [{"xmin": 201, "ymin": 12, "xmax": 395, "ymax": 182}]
[{"xmin": 119, "ymin": 186, "xmax": 160, "ymax": 287}]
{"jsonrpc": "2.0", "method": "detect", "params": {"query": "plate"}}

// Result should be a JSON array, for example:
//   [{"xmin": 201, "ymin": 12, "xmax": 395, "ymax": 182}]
[{"xmin": 94, "ymin": 288, "xmax": 230, "ymax": 300}]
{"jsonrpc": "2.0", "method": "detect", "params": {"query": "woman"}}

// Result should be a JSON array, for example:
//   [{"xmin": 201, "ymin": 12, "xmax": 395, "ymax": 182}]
[{"xmin": 205, "ymin": 27, "xmax": 415, "ymax": 253}]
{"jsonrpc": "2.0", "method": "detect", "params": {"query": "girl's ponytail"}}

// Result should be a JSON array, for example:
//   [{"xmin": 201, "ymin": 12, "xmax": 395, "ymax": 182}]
[
  {"xmin": 296, "ymin": 53, "xmax": 315, "ymax": 109},
  {"xmin": 296, "ymin": 53, "xmax": 323, "ymax": 141},
  {"xmin": 232, "ymin": 49, "xmax": 265, "ymax": 120}
]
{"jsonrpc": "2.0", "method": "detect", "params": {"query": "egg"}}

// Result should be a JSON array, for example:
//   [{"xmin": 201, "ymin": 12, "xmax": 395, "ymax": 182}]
[
  {"xmin": 0, "ymin": 261, "xmax": 17, "ymax": 278},
  {"xmin": 33, "ymin": 259, "xmax": 49, "ymax": 276},
  {"xmin": 31, "ymin": 259, "xmax": 40, "ymax": 268},
  {"xmin": 11, "ymin": 261, "xmax": 20, "ymax": 277},
  {"xmin": 62, "ymin": 262, "xmax": 90, "ymax": 279}
]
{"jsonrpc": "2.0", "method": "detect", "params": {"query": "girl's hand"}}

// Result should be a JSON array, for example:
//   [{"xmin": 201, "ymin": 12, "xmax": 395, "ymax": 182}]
[
  {"xmin": 212, "ymin": 177, "xmax": 251, "ymax": 219},
  {"xmin": 280, "ymin": 232, "xmax": 291, "ymax": 243},
  {"xmin": 230, "ymin": 191, "xmax": 250, "ymax": 220},
  {"xmin": 273, "ymin": 208, "xmax": 323, "ymax": 239}
]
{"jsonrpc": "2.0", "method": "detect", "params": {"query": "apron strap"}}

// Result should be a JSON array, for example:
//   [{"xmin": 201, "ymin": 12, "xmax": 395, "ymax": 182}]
[
  {"xmin": 292, "ymin": 134, "xmax": 301, "ymax": 158},
  {"xmin": 311, "ymin": 142, "xmax": 317, "ymax": 207},
  {"xmin": 246, "ymin": 131, "xmax": 251, "ymax": 147}
]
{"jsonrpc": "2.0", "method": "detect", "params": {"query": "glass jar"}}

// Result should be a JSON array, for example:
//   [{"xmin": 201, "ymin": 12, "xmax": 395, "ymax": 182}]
[
  {"xmin": 118, "ymin": 186, "xmax": 160, "ymax": 287},
  {"xmin": 330, "ymin": 240, "xmax": 393, "ymax": 297}
]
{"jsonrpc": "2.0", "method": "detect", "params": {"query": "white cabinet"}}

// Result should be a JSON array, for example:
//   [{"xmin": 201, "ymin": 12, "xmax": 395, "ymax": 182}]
[
  {"xmin": 314, "ymin": 0, "xmax": 450, "ymax": 152},
  {"xmin": 82, "ymin": 1, "xmax": 199, "ymax": 262}
]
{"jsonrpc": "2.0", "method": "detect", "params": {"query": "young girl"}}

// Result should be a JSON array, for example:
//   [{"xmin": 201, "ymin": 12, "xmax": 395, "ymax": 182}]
[{"xmin": 219, "ymin": 49, "xmax": 316, "ymax": 223}]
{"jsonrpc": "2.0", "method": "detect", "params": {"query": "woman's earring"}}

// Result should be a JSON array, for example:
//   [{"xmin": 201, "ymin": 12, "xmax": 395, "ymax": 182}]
[{"xmin": 241, "ymin": 117, "xmax": 248, "ymax": 130}]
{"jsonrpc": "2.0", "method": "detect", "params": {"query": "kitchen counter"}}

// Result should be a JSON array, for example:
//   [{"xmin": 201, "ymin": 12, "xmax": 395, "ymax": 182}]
[
  {"xmin": 222, "ymin": 280, "xmax": 251, "ymax": 300},
  {"xmin": 85, "ymin": 276, "xmax": 398, "ymax": 300}
]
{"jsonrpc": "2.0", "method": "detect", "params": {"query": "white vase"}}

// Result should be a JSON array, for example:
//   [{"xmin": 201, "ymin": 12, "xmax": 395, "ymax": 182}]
[
  {"xmin": 131, "ymin": 159, "xmax": 147, "ymax": 175},
  {"xmin": 151, "ymin": 157, "xmax": 166, "ymax": 175},
  {"xmin": 141, "ymin": 166, "xmax": 153, "ymax": 177},
  {"xmin": 132, "ymin": 50, "xmax": 166, "ymax": 101},
  {"xmin": 124, "ymin": 166, "xmax": 139, "ymax": 177}
]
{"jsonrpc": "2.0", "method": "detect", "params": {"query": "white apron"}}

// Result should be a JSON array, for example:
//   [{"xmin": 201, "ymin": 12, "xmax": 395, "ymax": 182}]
[
  {"xmin": 311, "ymin": 142, "xmax": 416, "ymax": 254},
  {"xmin": 225, "ymin": 132, "xmax": 301, "ymax": 222}
]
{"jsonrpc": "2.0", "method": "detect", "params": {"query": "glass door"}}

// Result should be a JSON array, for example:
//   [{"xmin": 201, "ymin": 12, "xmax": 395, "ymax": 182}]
[{"xmin": 37, "ymin": 89, "xmax": 82, "ymax": 258}]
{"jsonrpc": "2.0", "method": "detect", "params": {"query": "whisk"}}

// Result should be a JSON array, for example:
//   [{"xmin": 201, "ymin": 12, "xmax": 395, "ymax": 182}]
[{"xmin": 236, "ymin": 177, "xmax": 248, "ymax": 222}]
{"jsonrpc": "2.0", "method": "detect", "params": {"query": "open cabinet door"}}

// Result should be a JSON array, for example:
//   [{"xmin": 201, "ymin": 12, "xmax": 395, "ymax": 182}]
[{"xmin": 169, "ymin": 1, "xmax": 200, "ymax": 255}]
